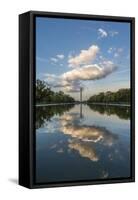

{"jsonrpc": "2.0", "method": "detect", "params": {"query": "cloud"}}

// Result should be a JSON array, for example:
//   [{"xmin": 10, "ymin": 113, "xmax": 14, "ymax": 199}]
[
  {"xmin": 56, "ymin": 54, "xmax": 64, "ymax": 59},
  {"xmin": 53, "ymin": 80, "xmax": 72, "ymax": 88},
  {"xmin": 50, "ymin": 54, "xmax": 64, "ymax": 64},
  {"xmin": 62, "ymin": 125, "xmax": 104, "ymax": 143},
  {"xmin": 107, "ymin": 47, "xmax": 123, "ymax": 57},
  {"xmin": 114, "ymin": 53, "xmax": 119, "ymax": 57},
  {"xmin": 68, "ymin": 140, "xmax": 99, "ymax": 161},
  {"xmin": 62, "ymin": 61, "xmax": 116, "ymax": 92},
  {"xmin": 117, "ymin": 48, "xmax": 123, "ymax": 53},
  {"xmin": 60, "ymin": 113, "xmax": 82, "ymax": 126},
  {"xmin": 43, "ymin": 73, "xmax": 57, "ymax": 81},
  {"xmin": 36, "ymin": 56, "xmax": 48, "ymax": 63},
  {"xmin": 53, "ymin": 79, "xmax": 82, "ymax": 93},
  {"xmin": 60, "ymin": 114, "xmax": 118, "ymax": 146},
  {"xmin": 43, "ymin": 74, "xmax": 81, "ymax": 92},
  {"xmin": 57, "ymin": 148, "xmax": 64, "ymax": 153},
  {"xmin": 68, "ymin": 50, "xmax": 76, "ymax": 59},
  {"xmin": 64, "ymin": 82, "xmax": 82, "ymax": 93},
  {"xmin": 98, "ymin": 29, "xmax": 118, "ymax": 39},
  {"xmin": 98, "ymin": 28, "xmax": 108, "ymax": 38},
  {"xmin": 62, "ymin": 123, "xmax": 118, "ymax": 147},
  {"xmin": 50, "ymin": 57, "xmax": 58, "ymax": 63},
  {"xmin": 109, "ymin": 31, "xmax": 119, "ymax": 37},
  {"xmin": 114, "ymin": 48, "xmax": 123, "ymax": 57},
  {"xmin": 68, "ymin": 45, "xmax": 99, "ymax": 67},
  {"xmin": 60, "ymin": 112, "xmax": 118, "ymax": 154},
  {"xmin": 44, "ymin": 43, "xmax": 117, "ymax": 93},
  {"xmin": 43, "ymin": 73, "xmax": 61, "ymax": 87},
  {"xmin": 62, "ymin": 61, "xmax": 116, "ymax": 82},
  {"xmin": 44, "ymin": 60, "xmax": 116, "ymax": 93},
  {"xmin": 107, "ymin": 47, "xmax": 113, "ymax": 54}
]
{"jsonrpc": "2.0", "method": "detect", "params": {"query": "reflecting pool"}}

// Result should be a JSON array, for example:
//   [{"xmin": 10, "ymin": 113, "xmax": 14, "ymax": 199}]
[{"xmin": 35, "ymin": 104, "xmax": 130, "ymax": 183}]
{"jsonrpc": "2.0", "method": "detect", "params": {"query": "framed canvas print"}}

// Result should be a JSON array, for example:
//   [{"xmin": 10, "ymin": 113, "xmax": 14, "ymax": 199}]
[{"xmin": 19, "ymin": 11, "xmax": 135, "ymax": 188}]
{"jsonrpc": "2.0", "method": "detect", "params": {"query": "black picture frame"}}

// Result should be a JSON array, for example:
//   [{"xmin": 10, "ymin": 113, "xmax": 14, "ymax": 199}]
[{"xmin": 19, "ymin": 10, "xmax": 135, "ymax": 189}]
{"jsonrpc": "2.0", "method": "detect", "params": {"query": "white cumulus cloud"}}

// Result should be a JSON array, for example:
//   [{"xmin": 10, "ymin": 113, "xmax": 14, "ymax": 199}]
[
  {"xmin": 56, "ymin": 54, "xmax": 64, "ymax": 59},
  {"xmin": 44, "ymin": 60, "xmax": 117, "ymax": 93},
  {"xmin": 68, "ymin": 45, "xmax": 99, "ymax": 67},
  {"xmin": 45, "ymin": 43, "xmax": 117, "ymax": 93},
  {"xmin": 62, "ymin": 61, "xmax": 116, "ymax": 82},
  {"xmin": 50, "ymin": 57, "xmax": 58, "ymax": 63}
]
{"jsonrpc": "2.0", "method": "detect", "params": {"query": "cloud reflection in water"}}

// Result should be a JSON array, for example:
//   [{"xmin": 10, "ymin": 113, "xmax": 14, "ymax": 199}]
[
  {"xmin": 58, "ymin": 112, "xmax": 119, "ymax": 162},
  {"xmin": 68, "ymin": 140, "xmax": 99, "ymax": 161},
  {"xmin": 60, "ymin": 113, "xmax": 118, "ymax": 146}
]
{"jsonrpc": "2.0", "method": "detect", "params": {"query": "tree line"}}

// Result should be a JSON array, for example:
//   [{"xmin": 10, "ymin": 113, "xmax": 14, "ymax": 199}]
[
  {"xmin": 88, "ymin": 104, "xmax": 130, "ymax": 120},
  {"xmin": 36, "ymin": 79, "xmax": 75, "ymax": 104},
  {"xmin": 87, "ymin": 88, "xmax": 130, "ymax": 104},
  {"xmin": 36, "ymin": 104, "xmax": 74, "ymax": 129},
  {"xmin": 36, "ymin": 79, "xmax": 130, "ymax": 104}
]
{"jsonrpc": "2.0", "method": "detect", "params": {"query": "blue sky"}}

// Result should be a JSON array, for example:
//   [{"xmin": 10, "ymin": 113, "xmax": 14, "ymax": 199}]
[{"xmin": 36, "ymin": 17, "xmax": 130, "ymax": 100}]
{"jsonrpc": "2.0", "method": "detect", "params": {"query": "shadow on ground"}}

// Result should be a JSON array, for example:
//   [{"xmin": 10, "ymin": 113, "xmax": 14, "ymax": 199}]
[{"xmin": 8, "ymin": 178, "xmax": 18, "ymax": 185}]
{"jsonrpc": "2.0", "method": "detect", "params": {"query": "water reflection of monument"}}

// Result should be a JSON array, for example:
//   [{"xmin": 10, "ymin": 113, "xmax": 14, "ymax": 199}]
[
  {"xmin": 80, "ymin": 87, "xmax": 83, "ymax": 118},
  {"xmin": 80, "ymin": 104, "xmax": 82, "ymax": 118}
]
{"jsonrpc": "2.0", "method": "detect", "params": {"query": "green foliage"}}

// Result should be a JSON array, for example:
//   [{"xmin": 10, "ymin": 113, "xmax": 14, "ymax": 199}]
[
  {"xmin": 88, "ymin": 104, "xmax": 130, "ymax": 120},
  {"xmin": 36, "ymin": 104, "xmax": 74, "ymax": 129},
  {"xmin": 36, "ymin": 79, "xmax": 75, "ymax": 104},
  {"xmin": 87, "ymin": 88, "xmax": 130, "ymax": 104}
]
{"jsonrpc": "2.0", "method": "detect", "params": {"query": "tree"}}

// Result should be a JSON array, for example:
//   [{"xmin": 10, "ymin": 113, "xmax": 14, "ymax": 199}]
[
  {"xmin": 36, "ymin": 79, "xmax": 75, "ymax": 104},
  {"xmin": 87, "ymin": 88, "xmax": 130, "ymax": 104}
]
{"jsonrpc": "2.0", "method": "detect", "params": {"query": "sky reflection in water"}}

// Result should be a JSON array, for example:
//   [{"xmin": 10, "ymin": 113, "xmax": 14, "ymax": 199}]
[{"xmin": 36, "ymin": 104, "xmax": 130, "ymax": 183}]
